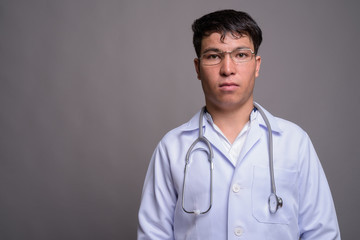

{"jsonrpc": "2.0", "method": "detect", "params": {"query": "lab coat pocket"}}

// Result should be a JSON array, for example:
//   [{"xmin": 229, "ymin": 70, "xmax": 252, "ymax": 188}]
[{"xmin": 251, "ymin": 165, "xmax": 298, "ymax": 225}]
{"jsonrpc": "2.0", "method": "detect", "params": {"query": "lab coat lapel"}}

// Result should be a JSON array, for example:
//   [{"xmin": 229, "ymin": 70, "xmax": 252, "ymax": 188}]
[
  {"xmin": 200, "ymin": 111, "xmax": 263, "ymax": 167},
  {"xmin": 187, "ymin": 104, "xmax": 281, "ymax": 168},
  {"xmin": 202, "ymin": 121, "xmax": 234, "ymax": 166},
  {"xmin": 237, "ymin": 103, "xmax": 283, "ymax": 165},
  {"xmin": 237, "ymin": 119, "xmax": 262, "ymax": 165},
  {"xmin": 202, "ymin": 120, "xmax": 262, "ymax": 167}
]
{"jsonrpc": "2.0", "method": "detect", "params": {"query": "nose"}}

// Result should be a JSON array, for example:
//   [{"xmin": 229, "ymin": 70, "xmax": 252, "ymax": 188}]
[{"xmin": 220, "ymin": 53, "xmax": 236, "ymax": 76}]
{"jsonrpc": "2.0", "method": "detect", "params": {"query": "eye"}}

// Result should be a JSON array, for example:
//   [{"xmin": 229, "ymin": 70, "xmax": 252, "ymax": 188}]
[
  {"xmin": 203, "ymin": 53, "xmax": 221, "ymax": 60},
  {"xmin": 231, "ymin": 49, "xmax": 254, "ymax": 63},
  {"xmin": 234, "ymin": 51, "xmax": 249, "ymax": 59}
]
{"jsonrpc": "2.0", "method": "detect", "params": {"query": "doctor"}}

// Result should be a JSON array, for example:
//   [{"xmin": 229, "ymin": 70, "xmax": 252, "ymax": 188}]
[{"xmin": 138, "ymin": 9, "xmax": 340, "ymax": 239}]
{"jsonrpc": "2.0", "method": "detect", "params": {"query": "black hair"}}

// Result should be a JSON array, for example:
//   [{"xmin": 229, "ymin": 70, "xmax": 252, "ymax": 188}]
[{"xmin": 192, "ymin": 9, "xmax": 262, "ymax": 57}]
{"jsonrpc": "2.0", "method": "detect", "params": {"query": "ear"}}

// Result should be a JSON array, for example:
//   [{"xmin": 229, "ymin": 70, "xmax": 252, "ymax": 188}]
[
  {"xmin": 194, "ymin": 58, "xmax": 201, "ymax": 80},
  {"xmin": 255, "ymin": 55, "xmax": 261, "ymax": 78}
]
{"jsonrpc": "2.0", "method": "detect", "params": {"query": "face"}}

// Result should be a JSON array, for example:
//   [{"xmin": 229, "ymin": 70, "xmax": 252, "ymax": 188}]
[{"xmin": 194, "ymin": 32, "xmax": 261, "ymax": 112}]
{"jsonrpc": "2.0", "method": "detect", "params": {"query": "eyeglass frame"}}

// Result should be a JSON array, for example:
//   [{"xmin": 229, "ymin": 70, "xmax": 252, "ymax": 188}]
[{"xmin": 198, "ymin": 47, "xmax": 256, "ymax": 66}]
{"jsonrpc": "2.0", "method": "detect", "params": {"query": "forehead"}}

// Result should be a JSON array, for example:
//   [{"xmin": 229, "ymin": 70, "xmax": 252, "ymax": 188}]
[{"xmin": 201, "ymin": 32, "xmax": 254, "ymax": 52}]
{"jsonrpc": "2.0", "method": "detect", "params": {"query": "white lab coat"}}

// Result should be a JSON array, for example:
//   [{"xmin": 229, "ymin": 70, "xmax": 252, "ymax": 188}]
[{"xmin": 138, "ymin": 104, "xmax": 340, "ymax": 239}]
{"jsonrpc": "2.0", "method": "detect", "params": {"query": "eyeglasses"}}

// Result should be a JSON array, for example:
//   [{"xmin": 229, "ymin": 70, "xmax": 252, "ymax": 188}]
[{"xmin": 199, "ymin": 48, "xmax": 255, "ymax": 66}]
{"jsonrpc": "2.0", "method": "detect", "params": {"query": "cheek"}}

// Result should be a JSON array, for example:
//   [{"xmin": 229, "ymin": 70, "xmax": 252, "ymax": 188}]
[
  {"xmin": 240, "ymin": 64, "xmax": 258, "ymax": 80},
  {"xmin": 199, "ymin": 72, "xmax": 217, "ymax": 95},
  {"xmin": 199, "ymin": 66, "xmax": 218, "ymax": 81}
]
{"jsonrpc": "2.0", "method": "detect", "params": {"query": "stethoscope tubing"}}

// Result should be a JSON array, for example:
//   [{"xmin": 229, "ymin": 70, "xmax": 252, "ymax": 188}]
[
  {"xmin": 182, "ymin": 103, "xmax": 282, "ymax": 215},
  {"xmin": 253, "ymin": 103, "xmax": 276, "ymax": 195},
  {"xmin": 182, "ymin": 108, "xmax": 214, "ymax": 214}
]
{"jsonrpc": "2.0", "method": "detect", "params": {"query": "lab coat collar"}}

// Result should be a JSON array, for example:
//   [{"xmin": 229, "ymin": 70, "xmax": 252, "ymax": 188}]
[
  {"xmin": 183, "ymin": 109, "xmax": 203, "ymax": 132},
  {"xmin": 253, "ymin": 102, "xmax": 283, "ymax": 134},
  {"xmin": 183, "ymin": 102, "xmax": 283, "ymax": 134},
  {"xmin": 182, "ymin": 103, "xmax": 283, "ymax": 167}
]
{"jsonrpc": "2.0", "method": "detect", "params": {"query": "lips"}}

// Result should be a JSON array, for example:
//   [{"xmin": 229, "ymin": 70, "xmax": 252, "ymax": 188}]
[{"xmin": 219, "ymin": 82, "xmax": 239, "ymax": 91}]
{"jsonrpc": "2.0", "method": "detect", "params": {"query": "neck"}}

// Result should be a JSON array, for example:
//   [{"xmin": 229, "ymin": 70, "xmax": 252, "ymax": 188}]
[{"xmin": 206, "ymin": 102, "xmax": 253, "ymax": 144}]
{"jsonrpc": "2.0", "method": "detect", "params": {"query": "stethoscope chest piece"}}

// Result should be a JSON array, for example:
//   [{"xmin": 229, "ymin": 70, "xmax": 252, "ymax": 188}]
[{"xmin": 268, "ymin": 193, "xmax": 283, "ymax": 214}]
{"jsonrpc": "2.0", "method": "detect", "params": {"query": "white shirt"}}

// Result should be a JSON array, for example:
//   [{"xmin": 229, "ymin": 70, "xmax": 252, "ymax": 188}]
[
  {"xmin": 205, "ymin": 111, "xmax": 252, "ymax": 166},
  {"xmin": 138, "ymin": 104, "xmax": 340, "ymax": 239}
]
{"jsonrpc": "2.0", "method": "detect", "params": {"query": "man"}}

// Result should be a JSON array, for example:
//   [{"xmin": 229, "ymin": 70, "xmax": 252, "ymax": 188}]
[{"xmin": 138, "ymin": 9, "xmax": 340, "ymax": 239}]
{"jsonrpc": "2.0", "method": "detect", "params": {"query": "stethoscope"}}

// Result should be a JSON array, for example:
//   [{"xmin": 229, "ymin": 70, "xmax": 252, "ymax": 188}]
[{"xmin": 182, "ymin": 102, "xmax": 283, "ymax": 215}]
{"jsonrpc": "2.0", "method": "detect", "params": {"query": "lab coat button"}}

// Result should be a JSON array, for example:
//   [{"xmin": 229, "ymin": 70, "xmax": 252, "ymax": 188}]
[
  {"xmin": 232, "ymin": 183, "xmax": 240, "ymax": 193},
  {"xmin": 234, "ymin": 227, "xmax": 243, "ymax": 236}
]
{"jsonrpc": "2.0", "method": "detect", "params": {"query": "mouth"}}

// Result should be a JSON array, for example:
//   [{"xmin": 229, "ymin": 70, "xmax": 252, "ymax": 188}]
[{"xmin": 219, "ymin": 82, "xmax": 239, "ymax": 91}]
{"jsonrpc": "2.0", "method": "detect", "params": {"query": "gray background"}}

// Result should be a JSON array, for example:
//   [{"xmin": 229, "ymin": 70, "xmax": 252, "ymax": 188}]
[{"xmin": 0, "ymin": 0, "xmax": 359, "ymax": 239}]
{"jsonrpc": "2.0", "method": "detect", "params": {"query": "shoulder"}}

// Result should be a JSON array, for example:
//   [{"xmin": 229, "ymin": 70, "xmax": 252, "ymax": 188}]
[
  {"xmin": 275, "ymin": 116, "xmax": 307, "ymax": 136},
  {"xmin": 256, "ymin": 103, "xmax": 310, "ymax": 141},
  {"xmin": 160, "ymin": 110, "xmax": 201, "ymax": 145},
  {"xmin": 271, "ymin": 114, "xmax": 313, "ymax": 152}
]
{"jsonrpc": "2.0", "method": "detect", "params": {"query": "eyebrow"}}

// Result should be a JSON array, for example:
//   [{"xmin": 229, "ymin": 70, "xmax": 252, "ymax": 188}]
[
  {"xmin": 202, "ymin": 47, "xmax": 251, "ymax": 54},
  {"xmin": 202, "ymin": 48, "xmax": 222, "ymax": 54}
]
